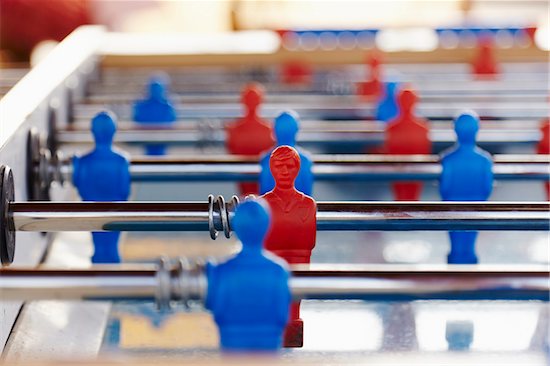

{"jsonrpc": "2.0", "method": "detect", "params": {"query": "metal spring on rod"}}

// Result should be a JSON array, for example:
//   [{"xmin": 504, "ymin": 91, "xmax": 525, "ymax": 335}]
[
  {"xmin": 156, "ymin": 257, "xmax": 207, "ymax": 310},
  {"xmin": 208, "ymin": 194, "xmax": 240, "ymax": 240}
]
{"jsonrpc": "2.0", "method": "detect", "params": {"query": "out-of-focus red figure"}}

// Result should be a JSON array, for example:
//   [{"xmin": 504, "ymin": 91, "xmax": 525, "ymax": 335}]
[
  {"xmin": 225, "ymin": 83, "xmax": 275, "ymax": 195},
  {"xmin": 281, "ymin": 60, "xmax": 312, "ymax": 85},
  {"xmin": 0, "ymin": 0, "xmax": 92, "ymax": 59},
  {"xmin": 357, "ymin": 51, "xmax": 383, "ymax": 100},
  {"xmin": 261, "ymin": 146, "xmax": 316, "ymax": 348},
  {"xmin": 385, "ymin": 88, "xmax": 431, "ymax": 201},
  {"xmin": 536, "ymin": 118, "xmax": 550, "ymax": 200},
  {"xmin": 472, "ymin": 36, "xmax": 500, "ymax": 78}
]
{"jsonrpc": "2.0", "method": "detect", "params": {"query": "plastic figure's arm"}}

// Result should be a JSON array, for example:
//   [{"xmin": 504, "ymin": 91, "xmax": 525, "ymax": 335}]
[
  {"xmin": 120, "ymin": 162, "xmax": 131, "ymax": 199},
  {"xmin": 276, "ymin": 271, "xmax": 291, "ymax": 327},
  {"xmin": 204, "ymin": 263, "xmax": 217, "ymax": 312},
  {"xmin": 439, "ymin": 164, "xmax": 451, "ymax": 199},
  {"xmin": 168, "ymin": 106, "xmax": 177, "ymax": 121},
  {"xmin": 259, "ymin": 153, "xmax": 274, "ymax": 194},
  {"xmin": 484, "ymin": 160, "xmax": 494, "ymax": 198},
  {"xmin": 72, "ymin": 156, "xmax": 81, "ymax": 189}
]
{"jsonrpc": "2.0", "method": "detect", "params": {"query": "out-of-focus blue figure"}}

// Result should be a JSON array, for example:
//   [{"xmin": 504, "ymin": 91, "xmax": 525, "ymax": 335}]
[
  {"xmin": 133, "ymin": 75, "xmax": 177, "ymax": 155},
  {"xmin": 446, "ymin": 320, "xmax": 474, "ymax": 351},
  {"xmin": 439, "ymin": 111, "xmax": 493, "ymax": 264},
  {"xmin": 73, "ymin": 111, "xmax": 131, "ymax": 263},
  {"xmin": 376, "ymin": 81, "xmax": 400, "ymax": 122},
  {"xmin": 206, "ymin": 199, "xmax": 291, "ymax": 351},
  {"xmin": 259, "ymin": 111, "xmax": 314, "ymax": 195}
]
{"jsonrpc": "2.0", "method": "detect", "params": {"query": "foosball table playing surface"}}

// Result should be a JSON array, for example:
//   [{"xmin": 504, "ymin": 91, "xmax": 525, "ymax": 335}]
[{"xmin": 0, "ymin": 23, "xmax": 549, "ymax": 365}]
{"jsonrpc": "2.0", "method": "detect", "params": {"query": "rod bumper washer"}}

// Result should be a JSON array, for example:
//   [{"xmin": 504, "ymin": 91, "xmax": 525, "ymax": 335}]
[{"xmin": 0, "ymin": 165, "xmax": 15, "ymax": 265}]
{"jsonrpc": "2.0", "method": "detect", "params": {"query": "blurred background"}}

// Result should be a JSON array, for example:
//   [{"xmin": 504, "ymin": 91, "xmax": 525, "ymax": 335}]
[{"xmin": 1, "ymin": 0, "xmax": 548, "ymax": 62}]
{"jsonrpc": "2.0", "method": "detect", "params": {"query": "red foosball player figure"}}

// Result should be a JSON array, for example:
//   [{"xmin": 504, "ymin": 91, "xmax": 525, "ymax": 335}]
[
  {"xmin": 537, "ymin": 118, "xmax": 550, "ymax": 200},
  {"xmin": 281, "ymin": 60, "xmax": 312, "ymax": 85},
  {"xmin": 261, "ymin": 145, "xmax": 317, "ymax": 347},
  {"xmin": 357, "ymin": 51, "xmax": 383, "ymax": 100},
  {"xmin": 225, "ymin": 83, "xmax": 275, "ymax": 196},
  {"xmin": 472, "ymin": 36, "xmax": 500, "ymax": 78},
  {"xmin": 385, "ymin": 88, "xmax": 431, "ymax": 200}
]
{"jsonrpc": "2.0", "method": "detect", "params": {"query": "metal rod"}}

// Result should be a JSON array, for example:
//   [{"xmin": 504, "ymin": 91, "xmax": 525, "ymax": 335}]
[
  {"xmin": 73, "ymin": 100, "xmax": 550, "ymax": 120},
  {"xmin": 87, "ymin": 75, "xmax": 550, "ymax": 95},
  {"xmin": 66, "ymin": 119, "xmax": 546, "ymax": 131},
  {"xmin": 0, "ymin": 265, "xmax": 548, "ymax": 302},
  {"xmin": 97, "ymin": 61, "xmax": 547, "ymax": 79},
  {"xmin": 57, "ymin": 154, "xmax": 549, "ymax": 183},
  {"xmin": 56, "ymin": 128, "xmax": 543, "ymax": 148},
  {"xmin": 0, "ymin": 266, "xmax": 159, "ymax": 301},
  {"xmin": 290, "ymin": 265, "xmax": 550, "ymax": 301},
  {"xmin": 84, "ymin": 92, "xmax": 549, "ymax": 105},
  {"xmin": 10, "ymin": 201, "xmax": 550, "ymax": 232}
]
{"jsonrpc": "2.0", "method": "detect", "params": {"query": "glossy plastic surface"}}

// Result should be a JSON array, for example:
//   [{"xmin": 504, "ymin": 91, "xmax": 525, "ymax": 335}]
[
  {"xmin": 472, "ymin": 38, "xmax": 500, "ymax": 77},
  {"xmin": 536, "ymin": 118, "xmax": 550, "ymax": 200},
  {"xmin": 439, "ymin": 112, "xmax": 493, "ymax": 264},
  {"xmin": 357, "ymin": 52, "xmax": 383, "ymax": 100},
  {"xmin": 206, "ymin": 199, "xmax": 291, "ymax": 351},
  {"xmin": 281, "ymin": 60, "xmax": 312, "ymax": 85},
  {"xmin": 261, "ymin": 146, "xmax": 317, "ymax": 347},
  {"xmin": 385, "ymin": 88, "xmax": 431, "ymax": 200},
  {"xmin": 72, "ymin": 111, "xmax": 131, "ymax": 263},
  {"xmin": 259, "ymin": 111, "xmax": 314, "ymax": 196},
  {"xmin": 225, "ymin": 83, "xmax": 275, "ymax": 195},
  {"xmin": 376, "ymin": 81, "xmax": 400, "ymax": 122},
  {"xmin": 133, "ymin": 76, "xmax": 177, "ymax": 155}
]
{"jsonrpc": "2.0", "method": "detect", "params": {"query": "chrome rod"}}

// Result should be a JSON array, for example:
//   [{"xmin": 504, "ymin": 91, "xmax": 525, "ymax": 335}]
[
  {"xmin": 0, "ymin": 267, "xmax": 159, "ymax": 301},
  {"xmin": 84, "ymin": 92, "xmax": 549, "ymax": 105},
  {"xmin": 0, "ymin": 265, "xmax": 548, "ymax": 302},
  {"xmin": 290, "ymin": 265, "xmax": 550, "ymax": 301},
  {"xmin": 65, "ymin": 119, "xmax": 546, "ymax": 131},
  {"xmin": 56, "ymin": 129, "xmax": 543, "ymax": 147},
  {"xmin": 10, "ymin": 201, "xmax": 550, "ymax": 232},
  {"xmin": 73, "ymin": 101, "xmax": 550, "ymax": 120},
  {"xmin": 87, "ymin": 77, "xmax": 550, "ymax": 95},
  {"xmin": 97, "ymin": 61, "xmax": 547, "ymax": 78},
  {"xmin": 57, "ymin": 154, "xmax": 549, "ymax": 183}
]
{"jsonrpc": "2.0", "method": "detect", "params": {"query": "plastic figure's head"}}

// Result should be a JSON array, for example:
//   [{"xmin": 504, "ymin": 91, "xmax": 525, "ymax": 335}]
[
  {"xmin": 398, "ymin": 88, "xmax": 417, "ymax": 114},
  {"xmin": 233, "ymin": 198, "xmax": 271, "ymax": 247},
  {"xmin": 274, "ymin": 111, "xmax": 299, "ymax": 146},
  {"xmin": 478, "ymin": 33, "xmax": 494, "ymax": 48},
  {"xmin": 91, "ymin": 111, "xmax": 117, "ymax": 146},
  {"xmin": 242, "ymin": 83, "xmax": 264, "ymax": 111},
  {"xmin": 368, "ymin": 51, "xmax": 381, "ymax": 70},
  {"xmin": 384, "ymin": 81, "xmax": 399, "ymax": 99},
  {"xmin": 148, "ymin": 80, "xmax": 167, "ymax": 100},
  {"xmin": 454, "ymin": 111, "xmax": 480, "ymax": 145},
  {"xmin": 270, "ymin": 145, "xmax": 300, "ymax": 190}
]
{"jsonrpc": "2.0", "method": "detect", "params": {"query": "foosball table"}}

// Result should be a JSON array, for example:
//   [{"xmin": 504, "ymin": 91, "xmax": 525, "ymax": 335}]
[{"xmin": 0, "ymin": 24, "xmax": 549, "ymax": 364}]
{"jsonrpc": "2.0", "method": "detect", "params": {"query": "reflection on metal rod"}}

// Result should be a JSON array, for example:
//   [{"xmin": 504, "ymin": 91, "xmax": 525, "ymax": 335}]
[
  {"xmin": 9, "ymin": 201, "xmax": 550, "ymax": 233},
  {"xmin": 56, "ymin": 128, "xmax": 542, "ymax": 147},
  {"xmin": 0, "ymin": 264, "xmax": 548, "ymax": 303},
  {"xmin": 55, "ymin": 154, "xmax": 549, "ymax": 183},
  {"xmin": 73, "ymin": 101, "xmax": 550, "ymax": 120},
  {"xmin": 83, "ymin": 92, "xmax": 549, "ymax": 105}
]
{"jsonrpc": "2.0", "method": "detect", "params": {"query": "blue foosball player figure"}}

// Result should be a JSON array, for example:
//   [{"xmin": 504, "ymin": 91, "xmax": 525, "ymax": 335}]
[
  {"xmin": 376, "ymin": 81, "xmax": 400, "ymax": 122},
  {"xmin": 72, "ymin": 111, "xmax": 131, "ymax": 263},
  {"xmin": 259, "ymin": 111, "xmax": 314, "ymax": 195},
  {"xmin": 439, "ymin": 111, "xmax": 493, "ymax": 264},
  {"xmin": 206, "ymin": 199, "xmax": 291, "ymax": 351},
  {"xmin": 133, "ymin": 75, "xmax": 177, "ymax": 156}
]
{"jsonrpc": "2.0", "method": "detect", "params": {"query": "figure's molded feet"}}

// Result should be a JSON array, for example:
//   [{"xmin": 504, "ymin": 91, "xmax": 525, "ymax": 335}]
[
  {"xmin": 283, "ymin": 319, "xmax": 304, "ymax": 348},
  {"xmin": 145, "ymin": 144, "xmax": 167, "ymax": 156},
  {"xmin": 92, "ymin": 252, "xmax": 121, "ymax": 264},
  {"xmin": 448, "ymin": 252, "xmax": 478, "ymax": 265},
  {"xmin": 393, "ymin": 182, "xmax": 422, "ymax": 201}
]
